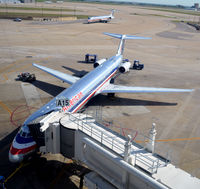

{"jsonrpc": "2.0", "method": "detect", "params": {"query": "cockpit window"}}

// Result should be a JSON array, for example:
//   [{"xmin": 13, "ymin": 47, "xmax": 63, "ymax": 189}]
[
  {"xmin": 19, "ymin": 130, "xmax": 23, "ymax": 136},
  {"xmin": 22, "ymin": 132, "xmax": 26, "ymax": 137},
  {"xmin": 20, "ymin": 130, "xmax": 31, "ymax": 138}
]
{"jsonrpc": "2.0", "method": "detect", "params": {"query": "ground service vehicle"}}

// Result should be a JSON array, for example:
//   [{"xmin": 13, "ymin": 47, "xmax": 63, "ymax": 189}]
[
  {"xmin": 85, "ymin": 54, "xmax": 97, "ymax": 63},
  {"xmin": 17, "ymin": 72, "xmax": 36, "ymax": 82},
  {"xmin": 13, "ymin": 18, "xmax": 22, "ymax": 22},
  {"xmin": 132, "ymin": 60, "xmax": 144, "ymax": 70}
]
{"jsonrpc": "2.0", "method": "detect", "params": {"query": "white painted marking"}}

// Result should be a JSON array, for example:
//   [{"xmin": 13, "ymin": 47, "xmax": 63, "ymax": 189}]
[{"xmin": 21, "ymin": 83, "xmax": 42, "ymax": 108}]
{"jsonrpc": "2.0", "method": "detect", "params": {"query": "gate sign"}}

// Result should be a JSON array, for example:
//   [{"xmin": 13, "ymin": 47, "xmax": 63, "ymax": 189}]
[{"xmin": 56, "ymin": 97, "xmax": 70, "ymax": 107}]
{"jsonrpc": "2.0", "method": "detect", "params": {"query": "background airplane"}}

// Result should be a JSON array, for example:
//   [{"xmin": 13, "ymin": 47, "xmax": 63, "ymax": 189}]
[
  {"xmin": 9, "ymin": 32, "xmax": 193, "ymax": 163},
  {"xmin": 88, "ymin": 10, "xmax": 115, "ymax": 23}
]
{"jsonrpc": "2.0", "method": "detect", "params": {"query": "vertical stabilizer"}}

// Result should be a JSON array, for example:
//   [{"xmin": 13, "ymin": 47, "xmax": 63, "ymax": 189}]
[
  {"xmin": 110, "ymin": 9, "xmax": 115, "ymax": 18},
  {"xmin": 117, "ymin": 35, "xmax": 126, "ymax": 56}
]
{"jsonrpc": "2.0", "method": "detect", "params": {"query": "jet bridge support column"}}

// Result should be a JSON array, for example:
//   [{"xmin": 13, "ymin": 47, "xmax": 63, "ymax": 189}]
[
  {"xmin": 60, "ymin": 115, "xmax": 78, "ymax": 159},
  {"xmin": 39, "ymin": 111, "xmax": 62, "ymax": 154},
  {"xmin": 146, "ymin": 123, "xmax": 157, "ymax": 153},
  {"xmin": 123, "ymin": 135, "xmax": 132, "ymax": 189}
]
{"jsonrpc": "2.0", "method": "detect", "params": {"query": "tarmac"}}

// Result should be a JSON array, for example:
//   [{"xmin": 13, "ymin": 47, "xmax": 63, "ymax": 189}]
[{"xmin": 0, "ymin": 2, "xmax": 200, "ymax": 188}]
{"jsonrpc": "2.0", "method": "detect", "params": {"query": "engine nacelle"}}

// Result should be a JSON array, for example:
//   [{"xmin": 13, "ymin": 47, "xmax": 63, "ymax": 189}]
[
  {"xmin": 94, "ymin": 58, "xmax": 107, "ymax": 68},
  {"xmin": 119, "ymin": 61, "xmax": 131, "ymax": 73}
]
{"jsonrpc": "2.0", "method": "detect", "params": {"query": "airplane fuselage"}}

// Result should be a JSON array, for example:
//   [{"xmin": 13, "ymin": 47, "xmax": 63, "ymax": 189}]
[
  {"xmin": 9, "ymin": 55, "xmax": 122, "ymax": 162},
  {"xmin": 25, "ymin": 55, "xmax": 122, "ymax": 124},
  {"xmin": 88, "ymin": 15, "xmax": 113, "ymax": 23}
]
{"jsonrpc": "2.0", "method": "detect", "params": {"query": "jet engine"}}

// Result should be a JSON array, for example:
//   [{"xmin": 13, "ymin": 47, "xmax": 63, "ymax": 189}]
[
  {"xmin": 94, "ymin": 59, "xmax": 107, "ymax": 68},
  {"xmin": 119, "ymin": 61, "xmax": 131, "ymax": 73}
]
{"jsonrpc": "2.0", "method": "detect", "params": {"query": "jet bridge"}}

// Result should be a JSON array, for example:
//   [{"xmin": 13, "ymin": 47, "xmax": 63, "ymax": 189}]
[{"xmin": 39, "ymin": 111, "xmax": 200, "ymax": 189}]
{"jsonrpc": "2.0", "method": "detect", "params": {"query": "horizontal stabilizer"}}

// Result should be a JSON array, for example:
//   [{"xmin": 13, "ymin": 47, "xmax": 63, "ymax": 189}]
[
  {"xmin": 104, "ymin": 32, "xmax": 151, "ymax": 55},
  {"xmin": 104, "ymin": 32, "xmax": 151, "ymax": 40},
  {"xmin": 33, "ymin": 63, "xmax": 79, "ymax": 85},
  {"xmin": 101, "ymin": 84, "xmax": 194, "ymax": 93}
]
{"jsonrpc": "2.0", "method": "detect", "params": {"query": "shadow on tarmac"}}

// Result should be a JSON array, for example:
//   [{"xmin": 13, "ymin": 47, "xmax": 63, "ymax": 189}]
[
  {"xmin": 87, "ymin": 94, "xmax": 177, "ymax": 107},
  {"xmin": 31, "ymin": 80, "xmax": 177, "ymax": 107},
  {"xmin": 62, "ymin": 66, "xmax": 88, "ymax": 77},
  {"xmin": 32, "ymin": 80, "xmax": 65, "ymax": 97},
  {"xmin": 77, "ymin": 60, "xmax": 94, "ymax": 64}
]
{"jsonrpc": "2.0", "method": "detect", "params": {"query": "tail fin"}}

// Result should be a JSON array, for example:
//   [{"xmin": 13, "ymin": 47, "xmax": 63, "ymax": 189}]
[
  {"xmin": 110, "ymin": 9, "xmax": 115, "ymax": 17},
  {"xmin": 104, "ymin": 32, "xmax": 151, "ymax": 56}
]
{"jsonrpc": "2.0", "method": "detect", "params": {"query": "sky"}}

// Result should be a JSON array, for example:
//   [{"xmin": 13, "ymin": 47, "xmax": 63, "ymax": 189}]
[{"xmin": 105, "ymin": 0, "xmax": 200, "ymax": 6}]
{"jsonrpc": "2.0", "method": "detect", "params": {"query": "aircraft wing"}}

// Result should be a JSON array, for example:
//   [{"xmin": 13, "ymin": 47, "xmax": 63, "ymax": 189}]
[
  {"xmin": 100, "ymin": 84, "xmax": 194, "ymax": 93},
  {"xmin": 33, "ymin": 63, "xmax": 80, "ymax": 85}
]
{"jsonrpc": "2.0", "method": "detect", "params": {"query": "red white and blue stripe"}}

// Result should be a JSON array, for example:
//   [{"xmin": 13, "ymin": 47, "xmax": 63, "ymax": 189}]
[{"xmin": 9, "ymin": 126, "xmax": 37, "ymax": 162}]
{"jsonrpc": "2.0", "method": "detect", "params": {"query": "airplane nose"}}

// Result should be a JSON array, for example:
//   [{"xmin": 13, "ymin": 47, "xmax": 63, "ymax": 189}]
[{"xmin": 9, "ymin": 152, "xmax": 23, "ymax": 163}]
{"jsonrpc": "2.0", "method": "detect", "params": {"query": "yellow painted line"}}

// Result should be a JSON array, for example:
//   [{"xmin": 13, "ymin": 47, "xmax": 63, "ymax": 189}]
[
  {"xmin": 156, "ymin": 137, "xmax": 200, "ymax": 142},
  {"xmin": 136, "ymin": 137, "xmax": 200, "ymax": 143},
  {"xmin": 0, "ymin": 101, "xmax": 12, "ymax": 115},
  {"xmin": 0, "ymin": 58, "xmax": 27, "ymax": 74},
  {"xmin": 7, "ymin": 57, "xmax": 50, "ymax": 74},
  {"xmin": 0, "ymin": 58, "xmax": 29, "ymax": 81},
  {"xmin": 5, "ymin": 162, "xmax": 30, "ymax": 183},
  {"xmin": 0, "ymin": 57, "xmax": 50, "ymax": 83},
  {"xmin": 34, "ymin": 57, "xmax": 49, "ymax": 63},
  {"xmin": 7, "ymin": 64, "xmax": 31, "ymax": 74},
  {"xmin": 2, "ymin": 73, "xmax": 8, "ymax": 81},
  {"xmin": 0, "ymin": 64, "xmax": 15, "ymax": 74},
  {"xmin": 49, "ymin": 163, "xmax": 68, "ymax": 189}
]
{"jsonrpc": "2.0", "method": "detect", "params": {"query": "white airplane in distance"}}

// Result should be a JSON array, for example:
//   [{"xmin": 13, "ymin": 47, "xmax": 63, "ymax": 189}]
[
  {"xmin": 88, "ymin": 10, "xmax": 115, "ymax": 23},
  {"xmin": 9, "ymin": 32, "xmax": 194, "ymax": 163}
]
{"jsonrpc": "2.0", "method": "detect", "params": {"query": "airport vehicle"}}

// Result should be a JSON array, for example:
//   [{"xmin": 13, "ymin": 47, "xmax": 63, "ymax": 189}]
[
  {"xmin": 88, "ymin": 10, "xmax": 115, "ymax": 23},
  {"xmin": 17, "ymin": 72, "xmax": 36, "ymax": 82},
  {"xmin": 132, "ymin": 60, "xmax": 144, "ymax": 70},
  {"xmin": 85, "ymin": 54, "xmax": 97, "ymax": 63},
  {"xmin": 9, "ymin": 32, "xmax": 194, "ymax": 163},
  {"xmin": 13, "ymin": 18, "xmax": 22, "ymax": 22}
]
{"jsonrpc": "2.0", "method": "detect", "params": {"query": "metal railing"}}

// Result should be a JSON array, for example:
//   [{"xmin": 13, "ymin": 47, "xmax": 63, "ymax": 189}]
[
  {"xmin": 69, "ymin": 113, "xmax": 126, "ymax": 156},
  {"xmin": 135, "ymin": 153, "xmax": 160, "ymax": 174},
  {"xmin": 68, "ymin": 113, "xmax": 167, "ymax": 174}
]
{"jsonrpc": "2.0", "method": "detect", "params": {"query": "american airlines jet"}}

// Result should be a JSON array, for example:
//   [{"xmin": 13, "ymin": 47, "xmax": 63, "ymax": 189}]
[
  {"xmin": 88, "ymin": 10, "xmax": 115, "ymax": 23},
  {"xmin": 9, "ymin": 33, "xmax": 193, "ymax": 162}
]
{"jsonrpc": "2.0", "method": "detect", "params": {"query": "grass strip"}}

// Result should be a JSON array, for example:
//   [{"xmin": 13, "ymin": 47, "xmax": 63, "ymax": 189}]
[
  {"xmin": 0, "ymin": 5, "xmax": 80, "ymax": 12},
  {"xmin": 0, "ymin": 11, "xmax": 88, "ymax": 19},
  {"xmin": 140, "ymin": 7, "xmax": 200, "ymax": 16}
]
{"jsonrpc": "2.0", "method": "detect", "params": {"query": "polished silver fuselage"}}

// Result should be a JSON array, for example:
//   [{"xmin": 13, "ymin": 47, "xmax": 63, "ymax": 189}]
[{"xmin": 24, "ymin": 55, "xmax": 122, "ymax": 125}]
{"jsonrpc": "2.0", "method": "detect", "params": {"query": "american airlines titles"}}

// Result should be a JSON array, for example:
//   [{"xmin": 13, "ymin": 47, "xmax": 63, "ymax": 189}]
[{"xmin": 63, "ymin": 91, "xmax": 83, "ymax": 111}]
